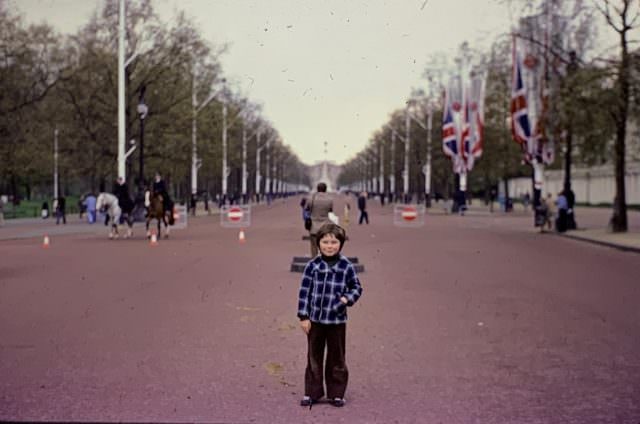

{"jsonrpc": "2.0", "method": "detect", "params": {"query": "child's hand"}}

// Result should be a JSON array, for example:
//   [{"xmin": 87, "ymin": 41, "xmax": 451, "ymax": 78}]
[
  {"xmin": 300, "ymin": 319, "xmax": 311, "ymax": 335},
  {"xmin": 340, "ymin": 296, "xmax": 348, "ymax": 305}
]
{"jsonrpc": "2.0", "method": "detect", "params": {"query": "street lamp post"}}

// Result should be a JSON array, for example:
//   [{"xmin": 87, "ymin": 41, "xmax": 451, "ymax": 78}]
[
  {"xmin": 425, "ymin": 102, "xmax": 433, "ymax": 207},
  {"xmin": 390, "ymin": 130, "xmax": 396, "ymax": 201},
  {"xmin": 191, "ymin": 73, "xmax": 198, "ymax": 195},
  {"xmin": 53, "ymin": 128, "xmax": 59, "ymax": 200},
  {"xmin": 265, "ymin": 139, "xmax": 271, "ymax": 198},
  {"xmin": 385, "ymin": 123, "xmax": 409, "ymax": 203},
  {"xmin": 191, "ymin": 75, "xmax": 223, "ymax": 196},
  {"xmin": 241, "ymin": 122, "xmax": 248, "ymax": 202},
  {"xmin": 137, "ymin": 85, "xmax": 148, "ymax": 192},
  {"xmin": 255, "ymin": 130, "xmax": 263, "ymax": 200},
  {"xmin": 255, "ymin": 130, "xmax": 276, "ymax": 202},
  {"xmin": 406, "ymin": 94, "xmax": 433, "ymax": 207},
  {"xmin": 221, "ymin": 98, "xmax": 229, "ymax": 198},
  {"xmin": 378, "ymin": 138, "xmax": 384, "ymax": 198},
  {"xmin": 219, "ymin": 91, "xmax": 251, "ymax": 201},
  {"xmin": 404, "ymin": 105, "xmax": 411, "ymax": 203}
]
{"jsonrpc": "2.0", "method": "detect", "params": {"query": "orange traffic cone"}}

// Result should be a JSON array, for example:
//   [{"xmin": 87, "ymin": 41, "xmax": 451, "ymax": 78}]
[
  {"xmin": 238, "ymin": 229, "xmax": 246, "ymax": 244},
  {"xmin": 42, "ymin": 234, "xmax": 50, "ymax": 248},
  {"xmin": 150, "ymin": 230, "xmax": 158, "ymax": 246}
]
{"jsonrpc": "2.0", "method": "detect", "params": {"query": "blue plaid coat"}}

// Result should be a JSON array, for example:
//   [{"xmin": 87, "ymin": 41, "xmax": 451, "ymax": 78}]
[{"xmin": 297, "ymin": 254, "xmax": 363, "ymax": 325}]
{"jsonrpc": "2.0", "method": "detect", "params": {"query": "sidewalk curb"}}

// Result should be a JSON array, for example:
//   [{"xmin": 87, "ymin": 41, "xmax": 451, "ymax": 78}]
[{"xmin": 557, "ymin": 232, "xmax": 640, "ymax": 254}]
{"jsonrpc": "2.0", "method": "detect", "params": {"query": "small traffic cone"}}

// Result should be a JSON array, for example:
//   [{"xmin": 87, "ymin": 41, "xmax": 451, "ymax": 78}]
[
  {"xmin": 238, "ymin": 229, "xmax": 246, "ymax": 244},
  {"xmin": 150, "ymin": 230, "xmax": 158, "ymax": 246},
  {"xmin": 42, "ymin": 234, "xmax": 50, "ymax": 248}
]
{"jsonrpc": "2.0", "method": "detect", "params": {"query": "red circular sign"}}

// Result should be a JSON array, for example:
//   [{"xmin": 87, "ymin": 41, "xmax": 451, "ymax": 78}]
[
  {"xmin": 228, "ymin": 207, "xmax": 243, "ymax": 222},
  {"xmin": 401, "ymin": 206, "xmax": 418, "ymax": 221}
]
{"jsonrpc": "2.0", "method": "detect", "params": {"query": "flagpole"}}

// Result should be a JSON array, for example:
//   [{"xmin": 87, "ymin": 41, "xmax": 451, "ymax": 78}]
[{"xmin": 117, "ymin": 0, "xmax": 125, "ymax": 179}]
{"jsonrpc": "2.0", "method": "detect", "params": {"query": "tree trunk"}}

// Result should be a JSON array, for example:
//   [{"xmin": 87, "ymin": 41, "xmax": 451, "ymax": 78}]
[
  {"xmin": 609, "ymin": 28, "xmax": 629, "ymax": 232},
  {"xmin": 10, "ymin": 174, "xmax": 18, "ymax": 204}
]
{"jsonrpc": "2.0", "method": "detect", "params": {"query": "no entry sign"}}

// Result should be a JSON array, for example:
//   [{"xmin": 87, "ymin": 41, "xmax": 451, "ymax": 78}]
[
  {"xmin": 228, "ymin": 206, "xmax": 243, "ymax": 222},
  {"xmin": 393, "ymin": 204, "xmax": 425, "ymax": 227},
  {"xmin": 401, "ymin": 206, "xmax": 418, "ymax": 221},
  {"xmin": 221, "ymin": 205, "xmax": 251, "ymax": 228}
]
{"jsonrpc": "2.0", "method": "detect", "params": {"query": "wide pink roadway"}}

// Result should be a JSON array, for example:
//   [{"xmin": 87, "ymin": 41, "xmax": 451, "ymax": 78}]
[{"xmin": 1, "ymin": 197, "xmax": 639, "ymax": 423}]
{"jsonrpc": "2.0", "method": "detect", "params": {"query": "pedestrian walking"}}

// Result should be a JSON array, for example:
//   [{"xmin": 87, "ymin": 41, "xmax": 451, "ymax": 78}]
[
  {"xmin": 297, "ymin": 223, "xmax": 363, "ymax": 408},
  {"xmin": 522, "ymin": 192, "xmax": 531, "ymax": 212},
  {"xmin": 305, "ymin": 182, "xmax": 334, "ymax": 258},
  {"xmin": 84, "ymin": 193, "xmax": 97, "ymax": 224},
  {"xmin": 55, "ymin": 196, "xmax": 66, "ymax": 225},
  {"xmin": 342, "ymin": 202, "xmax": 351, "ymax": 229},
  {"xmin": 190, "ymin": 193, "xmax": 197, "ymax": 216},
  {"xmin": 0, "ymin": 195, "xmax": 5, "ymax": 227},
  {"xmin": 41, "ymin": 201, "xmax": 49, "ymax": 219},
  {"xmin": 555, "ymin": 191, "xmax": 568, "ymax": 233},
  {"xmin": 357, "ymin": 191, "xmax": 369, "ymax": 224},
  {"xmin": 537, "ymin": 193, "xmax": 554, "ymax": 233}
]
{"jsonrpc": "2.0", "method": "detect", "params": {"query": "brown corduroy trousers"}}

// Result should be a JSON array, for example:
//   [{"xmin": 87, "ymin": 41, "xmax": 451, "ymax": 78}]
[
  {"xmin": 305, "ymin": 322, "xmax": 348, "ymax": 400},
  {"xmin": 309, "ymin": 234, "xmax": 318, "ymax": 257}
]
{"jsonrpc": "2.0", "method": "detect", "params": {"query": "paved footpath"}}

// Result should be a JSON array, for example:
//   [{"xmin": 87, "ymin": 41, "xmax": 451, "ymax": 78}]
[{"xmin": 1, "ymin": 198, "xmax": 639, "ymax": 423}]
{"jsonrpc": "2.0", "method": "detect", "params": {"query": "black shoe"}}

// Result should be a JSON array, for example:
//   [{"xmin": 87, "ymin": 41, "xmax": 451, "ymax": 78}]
[
  {"xmin": 300, "ymin": 396, "xmax": 314, "ymax": 407},
  {"xmin": 331, "ymin": 398, "xmax": 345, "ymax": 407}
]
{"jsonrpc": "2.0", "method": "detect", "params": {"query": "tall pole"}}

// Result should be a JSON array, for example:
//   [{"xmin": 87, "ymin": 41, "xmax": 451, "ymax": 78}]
[
  {"xmin": 255, "ymin": 130, "xmax": 262, "ymax": 197},
  {"xmin": 242, "ymin": 121, "xmax": 247, "ymax": 199},
  {"xmin": 390, "ymin": 131, "xmax": 396, "ymax": 200},
  {"xmin": 425, "ymin": 103, "xmax": 433, "ymax": 207},
  {"xmin": 191, "ymin": 71, "xmax": 198, "ymax": 195},
  {"xmin": 221, "ymin": 99, "xmax": 228, "ymax": 196},
  {"xmin": 137, "ymin": 85, "xmax": 147, "ymax": 191},
  {"xmin": 117, "ymin": 0, "xmax": 126, "ymax": 179},
  {"xmin": 265, "ymin": 141, "xmax": 271, "ymax": 195},
  {"xmin": 404, "ymin": 109, "xmax": 411, "ymax": 201},
  {"xmin": 379, "ymin": 140, "xmax": 384, "ymax": 196},
  {"xmin": 54, "ymin": 128, "xmax": 59, "ymax": 199},
  {"xmin": 272, "ymin": 151, "xmax": 278, "ymax": 194}
]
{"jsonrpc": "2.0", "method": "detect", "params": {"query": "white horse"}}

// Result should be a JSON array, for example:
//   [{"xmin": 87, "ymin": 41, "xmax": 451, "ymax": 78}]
[{"xmin": 96, "ymin": 192, "xmax": 133, "ymax": 239}]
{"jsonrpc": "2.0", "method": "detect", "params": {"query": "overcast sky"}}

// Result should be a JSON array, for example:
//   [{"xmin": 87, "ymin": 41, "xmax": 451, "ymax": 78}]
[{"xmin": 12, "ymin": 0, "xmax": 521, "ymax": 165}]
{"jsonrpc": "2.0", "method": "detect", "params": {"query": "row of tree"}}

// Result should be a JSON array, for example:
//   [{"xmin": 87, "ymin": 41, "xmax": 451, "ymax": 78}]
[
  {"xmin": 0, "ymin": 0, "xmax": 310, "ymax": 204},
  {"xmin": 337, "ymin": 0, "xmax": 639, "ymax": 231}
]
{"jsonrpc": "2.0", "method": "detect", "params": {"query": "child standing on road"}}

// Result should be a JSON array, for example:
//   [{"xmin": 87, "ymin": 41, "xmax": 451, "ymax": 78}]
[{"xmin": 297, "ymin": 223, "xmax": 363, "ymax": 408}]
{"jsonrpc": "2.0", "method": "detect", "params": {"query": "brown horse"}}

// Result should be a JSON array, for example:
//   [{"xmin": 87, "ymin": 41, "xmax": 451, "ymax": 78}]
[{"xmin": 145, "ymin": 190, "xmax": 170, "ymax": 239}]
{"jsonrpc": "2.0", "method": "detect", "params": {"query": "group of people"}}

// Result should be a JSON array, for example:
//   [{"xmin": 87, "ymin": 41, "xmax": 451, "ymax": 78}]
[
  {"xmin": 40, "ymin": 196, "xmax": 68, "ymax": 225},
  {"xmin": 536, "ymin": 190, "xmax": 574, "ymax": 233},
  {"xmin": 39, "ymin": 172, "xmax": 173, "ymax": 227}
]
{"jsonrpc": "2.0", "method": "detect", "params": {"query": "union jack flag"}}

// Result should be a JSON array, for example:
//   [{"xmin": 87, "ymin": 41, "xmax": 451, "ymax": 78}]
[
  {"xmin": 470, "ymin": 75, "xmax": 485, "ymax": 160},
  {"xmin": 460, "ymin": 83, "xmax": 472, "ymax": 170},
  {"xmin": 511, "ymin": 39, "xmax": 531, "ymax": 147},
  {"xmin": 459, "ymin": 74, "xmax": 485, "ymax": 172},
  {"xmin": 442, "ymin": 82, "xmax": 458, "ymax": 159}
]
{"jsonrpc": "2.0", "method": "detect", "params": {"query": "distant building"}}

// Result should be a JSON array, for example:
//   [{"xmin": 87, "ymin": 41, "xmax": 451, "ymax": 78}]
[{"xmin": 307, "ymin": 161, "xmax": 342, "ymax": 192}]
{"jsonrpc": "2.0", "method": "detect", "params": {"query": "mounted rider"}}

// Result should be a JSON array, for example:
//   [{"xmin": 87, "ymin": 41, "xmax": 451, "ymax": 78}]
[
  {"xmin": 150, "ymin": 172, "xmax": 174, "ymax": 224},
  {"xmin": 112, "ymin": 176, "xmax": 134, "ymax": 223}
]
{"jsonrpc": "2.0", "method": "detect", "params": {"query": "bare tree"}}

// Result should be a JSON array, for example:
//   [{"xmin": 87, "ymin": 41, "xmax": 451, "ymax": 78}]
[{"xmin": 594, "ymin": 0, "xmax": 639, "ymax": 232}]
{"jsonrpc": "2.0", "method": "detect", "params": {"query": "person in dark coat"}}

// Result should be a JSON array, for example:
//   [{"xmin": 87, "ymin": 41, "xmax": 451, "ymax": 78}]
[
  {"xmin": 152, "ymin": 172, "xmax": 173, "ymax": 213},
  {"xmin": 55, "ymin": 196, "xmax": 66, "ymax": 225},
  {"xmin": 112, "ymin": 177, "xmax": 134, "ymax": 226},
  {"xmin": 113, "ymin": 177, "xmax": 133, "ymax": 218},
  {"xmin": 357, "ymin": 191, "xmax": 369, "ymax": 225}
]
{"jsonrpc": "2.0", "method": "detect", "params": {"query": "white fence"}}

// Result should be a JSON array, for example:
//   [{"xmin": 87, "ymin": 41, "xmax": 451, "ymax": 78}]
[{"xmin": 507, "ymin": 162, "xmax": 640, "ymax": 205}]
